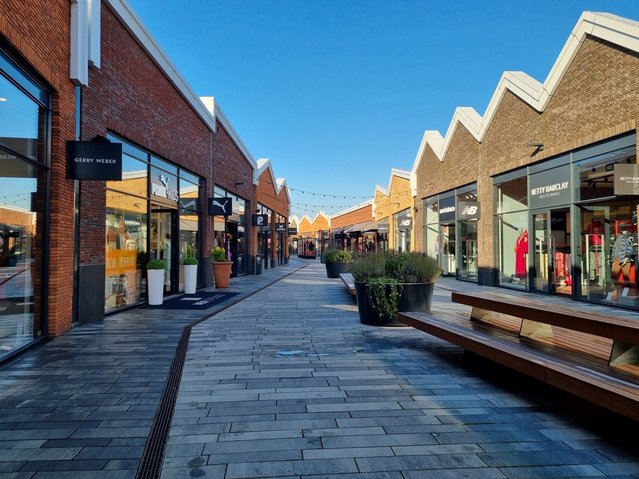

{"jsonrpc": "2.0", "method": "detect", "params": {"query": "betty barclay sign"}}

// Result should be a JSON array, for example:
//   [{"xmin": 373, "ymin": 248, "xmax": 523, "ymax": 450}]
[
  {"xmin": 529, "ymin": 165, "xmax": 571, "ymax": 209},
  {"xmin": 614, "ymin": 163, "xmax": 639, "ymax": 195},
  {"xmin": 66, "ymin": 140, "xmax": 122, "ymax": 180}
]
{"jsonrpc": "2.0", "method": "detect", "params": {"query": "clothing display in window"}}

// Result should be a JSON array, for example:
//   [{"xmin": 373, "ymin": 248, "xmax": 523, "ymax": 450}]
[{"xmin": 514, "ymin": 229, "xmax": 528, "ymax": 279}]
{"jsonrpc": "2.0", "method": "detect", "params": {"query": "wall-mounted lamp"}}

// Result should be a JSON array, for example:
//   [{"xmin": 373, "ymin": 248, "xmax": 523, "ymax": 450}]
[
  {"xmin": 525, "ymin": 141, "xmax": 544, "ymax": 156},
  {"xmin": 413, "ymin": 206, "xmax": 419, "ymax": 213},
  {"xmin": 235, "ymin": 182, "xmax": 246, "ymax": 188}
]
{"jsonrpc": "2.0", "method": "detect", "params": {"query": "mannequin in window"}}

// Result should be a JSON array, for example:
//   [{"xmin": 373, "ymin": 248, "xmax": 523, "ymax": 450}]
[
  {"xmin": 611, "ymin": 223, "xmax": 635, "ymax": 286},
  {"xmin": 514, "ymin": 228, "xmax": 528, "ymax": 281}
]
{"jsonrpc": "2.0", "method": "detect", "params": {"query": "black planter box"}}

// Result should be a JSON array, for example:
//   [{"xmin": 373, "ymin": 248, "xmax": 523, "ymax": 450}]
[
  {"xmin": 325, "ymin": 261, "xmax": 354, "ymax": 278},
  {"xmin": 354, "ymin": 281, "xmax": 434, "ymax": 326}
]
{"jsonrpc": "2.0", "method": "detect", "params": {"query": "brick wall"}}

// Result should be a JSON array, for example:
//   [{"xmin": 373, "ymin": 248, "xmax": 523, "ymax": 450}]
[
  {"xmin": 256, "ymin": 168, "xmax": 290, "ymax": 261},
  {"xmin": 331, "ymin": 205, "xmax": 373, "ymax": 229},
  {"xmin": 79, "ymin": 3, "xmax": 214, "ymax": 269},
  {"xmin": 211, "ymin": 121, "xmax": 256, "ymax": 255},
  {"xmin": 373, "ymin": 175, "xmax": 411, "ymax": 250},
  {"xmin": 1, "ymin": 1, "xmax": 76, "ymax": 336},
  {"xmin": 414, "ymin": 35, "xmax": 639, "ymax": 274}
]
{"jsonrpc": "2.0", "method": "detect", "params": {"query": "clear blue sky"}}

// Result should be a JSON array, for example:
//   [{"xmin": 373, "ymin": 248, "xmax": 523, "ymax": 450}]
[{"xmin": 127, "ymin": 0, "xmax": 639, "ymax": 219}]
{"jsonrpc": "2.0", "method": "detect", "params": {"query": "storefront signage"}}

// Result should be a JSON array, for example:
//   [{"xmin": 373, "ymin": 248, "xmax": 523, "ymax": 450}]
[
  {"xmin": 529, "ymin": 166, "xmax": 571, "ymax": 209},
  {"xmin": 399, "ymin": 219, "xmax": 412, "ymax": 228},
  {"xmin": 288, "ymin": 227, "xmax": 298, "ymax": 235},
  {"xmin": 438, "ymin": 196, "xmax": 456, "ymax": 222},
  {"xmin": 378, "ymin": 223, "xmax": 389, "ymax": 233},
  {"xmin": 208, "ymin": 197, "xmax": 232, "ymax": 216},
  {"xmin": 458, "ymin": 201, "xmax": 481, "ymax": 220},
  {"xmin": 252, "ymin": 214, "xmax": 268, "ymax": 226},
  {"xmin": 276, "ymin": 223, "xmax": 287, "ymax": 233},
  {"xmin": 105, "ymin": 249, "xmax": 137, "ymax": 276},
  {"xmin": 66, "ymin": 140, "xmax": 122, "ymax": 180},
  {"xmin": 614, "ymin": 164, "xmax": 639, "ymax": 195},
  {"xmin": 151, "ymin": 171, "xmax": 178, "ymax": 202}
]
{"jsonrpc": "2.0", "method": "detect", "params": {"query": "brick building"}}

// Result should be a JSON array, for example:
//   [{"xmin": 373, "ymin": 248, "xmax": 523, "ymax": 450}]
[
  {"xmin": 255, "ymin": 158, "xmax": 290, "ymax": 268},
  {"xmin": 373, "ymin": 169, "xmax": 412, "ymax": 253},
  {"xmin": 0, "ymin": 0, "xmax": 289, "ymax": 362},
  {"xmin": 330, "ymin": 201, "xmax": 376, "ymax": 255},
  {"xmin": 412, "ymin": 12, "xmax": 639, "ymax": 310}
]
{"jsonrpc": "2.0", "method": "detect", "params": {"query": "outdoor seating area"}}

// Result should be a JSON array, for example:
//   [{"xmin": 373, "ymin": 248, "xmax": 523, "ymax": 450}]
[
  {"xmin": 399, "ymin": 290, "xmax": 639, "ymax": 421},
  {"xmin": 339, "ymin": 272, "xmax": 356, "ymax": 296}
]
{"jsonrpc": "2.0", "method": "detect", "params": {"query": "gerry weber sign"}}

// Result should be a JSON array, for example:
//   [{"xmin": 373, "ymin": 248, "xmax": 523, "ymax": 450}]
[
  {"xmin": 529, "ymin": 165, "xmax": 571, "ymax": 209},
  {"xmin": 66, "ymin": 140, "xmax": 122, "ymax": 180}
]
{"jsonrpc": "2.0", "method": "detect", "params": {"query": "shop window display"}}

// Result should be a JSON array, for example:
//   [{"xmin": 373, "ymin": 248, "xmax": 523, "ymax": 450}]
[
  {"xmin": 495, "ymin": 173, "xmax": 528, "ymax": 288},
  {"xmin": 105, "ymin": 192, "xmax": 147, "ymax": 312}
]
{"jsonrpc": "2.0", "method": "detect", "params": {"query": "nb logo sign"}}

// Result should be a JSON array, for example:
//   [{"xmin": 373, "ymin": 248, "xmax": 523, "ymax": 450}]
[{"xmin": 462, "ymin": 206, "xmax": 478, "ymax": 215}]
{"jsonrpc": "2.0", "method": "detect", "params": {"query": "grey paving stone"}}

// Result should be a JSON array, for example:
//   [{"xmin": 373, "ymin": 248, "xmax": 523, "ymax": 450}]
[
  {"xmin": 303, "ymin": 446, "xmax": 394, "ymax": 459},
  {"xmin": 356, "ymin": 453, "xmax": 487, "ymax": 472},
  {"xmin": 17, "ymin": 460, "xmax": 107, "ymax": 472},
  {"xmin": 225, "ymin": 458, "xmax": 358, "ymax": 478},
  {"xmin": 499, "ymin": 464, "xmax": 606, "ymax": 478},
  {"xmin": 402, "ymin": 468, "xmax": 507, "ymax": 478},
  {"xmin": 207, "ymin": 449, "xmax": 302, "ymax": 465},
  {"xmin": 203, "ymin": 437, "xmax": 321, "ymax": 454},
  {"xmin": 160, "ymin": 464, "xmax": 225, "ymax": 479}
]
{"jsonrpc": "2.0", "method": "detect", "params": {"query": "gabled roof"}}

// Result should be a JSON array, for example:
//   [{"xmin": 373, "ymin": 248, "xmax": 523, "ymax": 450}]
[
  {"xmin": 410, "ymin": 11, "xmax": 639, "ymax": 195},
  {"xmin": 329, "ymin": 199, "xmax": 373, "ymax": 220}
]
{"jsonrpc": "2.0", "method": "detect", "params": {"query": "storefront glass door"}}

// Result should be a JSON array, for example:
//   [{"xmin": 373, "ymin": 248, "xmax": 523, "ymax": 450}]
[
  {"xmin": 533, "ymin": 212, "xmax": 551, "ymax": 293},
  {"xmin": 151, "ymin": 207, "xmax": 177, "ymax": 294},
  {"xmin": 532, "ymin": 209, "xmax": 571, "ymax": 295},
  {"xmin": 439, "ymin": 224, "xmax": 455, "ymax": 276}
]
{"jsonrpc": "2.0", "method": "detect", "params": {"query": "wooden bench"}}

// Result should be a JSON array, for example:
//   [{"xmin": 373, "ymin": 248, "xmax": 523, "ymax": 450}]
[
  {"xmin": 339, "ymin": 273, "xmax": 356, "ymax": 296},
  {"xmin": 398, "ymin": 290, "xmax": 639, "ymax": 421}
]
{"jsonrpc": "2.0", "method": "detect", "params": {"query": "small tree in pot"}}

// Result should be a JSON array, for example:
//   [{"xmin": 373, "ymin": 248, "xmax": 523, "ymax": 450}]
[
  {"xmin": 324, "ymin": 248, "xmax": 354, "ymax": 278},
  {"xmin": 211, "ymin": 246, "xmax": 232, "ymax": 288}
]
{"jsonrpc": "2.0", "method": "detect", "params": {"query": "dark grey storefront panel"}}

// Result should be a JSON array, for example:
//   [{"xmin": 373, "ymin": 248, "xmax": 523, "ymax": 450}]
[{"xmin": 529, "ymin": 165, "xmax": 571, "ymax": 209}]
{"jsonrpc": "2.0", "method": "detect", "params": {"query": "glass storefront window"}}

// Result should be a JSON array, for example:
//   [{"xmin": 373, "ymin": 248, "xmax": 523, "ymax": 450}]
[
  {"xmin": 496, "ymin": 211, "xmax": 528, "ymax": 288},
  {"xmin": 394, "ymin": 208, "xmax": 412, "ymax": 253},
  {"xmin": 107, "ymin": 153, "xmax": 147, "ymax": 197},
  {"xmin": 105, "ymin": 191, "xmax": 147, "ymax": 312},
  {"xmin": 0, "ymin": 51, "xmax": 49, "ymax": 361},
  {"xmin": 496, "ymin": 175, "xmax": 527, "ymax": 214},
  {"xmin": 576, "ymin": 147, "xmax": 636, "ymax": 202}
]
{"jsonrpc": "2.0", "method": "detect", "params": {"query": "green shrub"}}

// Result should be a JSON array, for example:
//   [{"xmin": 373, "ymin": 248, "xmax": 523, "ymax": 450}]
[
  {"xmin": 325, "ymin": 248, "xmax": 353, "ymax": 263},
  {"xmin": 400, "ymin": 252, "xmax": 441, "ymax": 283},
  {"xmin": 352, "ymin": 253, "xmax": 386, "ymax": 282},
  {"xmin": 354, "ymin": 251, "xmax": 441, "ymax": 283},
  {"xmin": 146, "ymin": 259, "xmax": 166, "ymax": 270},
  {"xmin": 210, "ymin": 246, "xmax": 227, "ymax": 262},
  {"xmin": 183, "ymin": 256, "xmax": 199, "ymax": 265}
]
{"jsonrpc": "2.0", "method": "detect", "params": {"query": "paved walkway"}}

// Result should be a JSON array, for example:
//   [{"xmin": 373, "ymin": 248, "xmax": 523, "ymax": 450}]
[{"xmin": 0, "ymin": 260, "xmax": 638, "ymax": 478}]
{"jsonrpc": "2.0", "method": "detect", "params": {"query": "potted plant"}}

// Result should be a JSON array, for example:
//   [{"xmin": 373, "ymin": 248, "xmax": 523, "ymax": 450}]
[
  {"xmin": 324, "ymin": 248, "xmax": 354, "ymax": 278},
  {"xmin": 352, "ymin": 251, "xmax": 441, "ymax": 326},
  {"xmin": 146, "ymin": 258, "xmax": 166, "ymax": 305},
  {"xmin": 211, "ymin": 245, "xmax": 232, "ymax": 288},
  {"xmin": 183, "ymin": 256, "xmax": 198, "ymax": 294}
]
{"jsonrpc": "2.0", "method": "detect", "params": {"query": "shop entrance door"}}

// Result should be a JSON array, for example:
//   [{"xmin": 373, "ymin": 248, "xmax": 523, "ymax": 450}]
[
  {"xmin": 439, "ymin": 224, "xmax": 455, "ymax": 276},
  {"xmin": 151, "ymin": 206, "xmax": 177, "ymax": 294},
  {"xmin": 532, "ymin": 209, "xmax": 571, "ymax": 295}
]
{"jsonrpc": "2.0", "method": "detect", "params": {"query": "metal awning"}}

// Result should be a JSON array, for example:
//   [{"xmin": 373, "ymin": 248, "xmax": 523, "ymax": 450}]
[
  {"xmin": 344, "ymin": 220, "xmax": 378, "ymax": 234},
  {"xmin": 331, "ymin": 225, "xmax": 350, "ymax": 236}
]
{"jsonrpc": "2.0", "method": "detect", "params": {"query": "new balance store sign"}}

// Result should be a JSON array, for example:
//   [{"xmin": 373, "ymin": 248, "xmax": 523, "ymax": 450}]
[{"xmin": 66, "ymin": 141, "xmax": 122, "ymax": 180}]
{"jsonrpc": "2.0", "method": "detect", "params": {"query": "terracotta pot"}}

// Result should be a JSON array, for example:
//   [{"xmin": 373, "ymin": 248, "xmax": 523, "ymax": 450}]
[{"xmin": 212, "ymin": 261, "xmax": 232, "ymax": 288}]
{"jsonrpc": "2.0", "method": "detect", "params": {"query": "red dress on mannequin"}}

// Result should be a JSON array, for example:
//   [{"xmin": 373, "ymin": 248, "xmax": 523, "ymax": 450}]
[{"xmin": 515, "ymin": 230, "xmax": 528, "ymax": 279}]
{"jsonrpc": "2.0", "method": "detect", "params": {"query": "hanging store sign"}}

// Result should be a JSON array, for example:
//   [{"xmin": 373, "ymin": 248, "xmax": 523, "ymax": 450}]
[
  {"xmin": 276, "ymin": 223, "xmax": 287, "ymax": 233},
  {"xmin": 288, "ymin": 227, "xmax": 298, "ymax": 235},
  {"xmin": 66, "ymin": 140, "xmax": 122, "ymax": 180},
  {"xmin": 438, "ymin": 196, "xmax": 456, "ymax": 222},
  {"xmin": 208, "ymin": 197, "xmax": 232, "ymax": 216},
  {"xmin": 529, "ymin": 166, "xmax": 571, "ymax": 209},
  {"xmin": 614, "ymin": 164, "xmax": 639, "ymax": 195},
  {"xmin": 252, "ymin": 214, "xmax": 268, "ymax": 226},
  {"xmin": 458, "ymin": 201, "xmax": 480, "ymax": 220}
]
